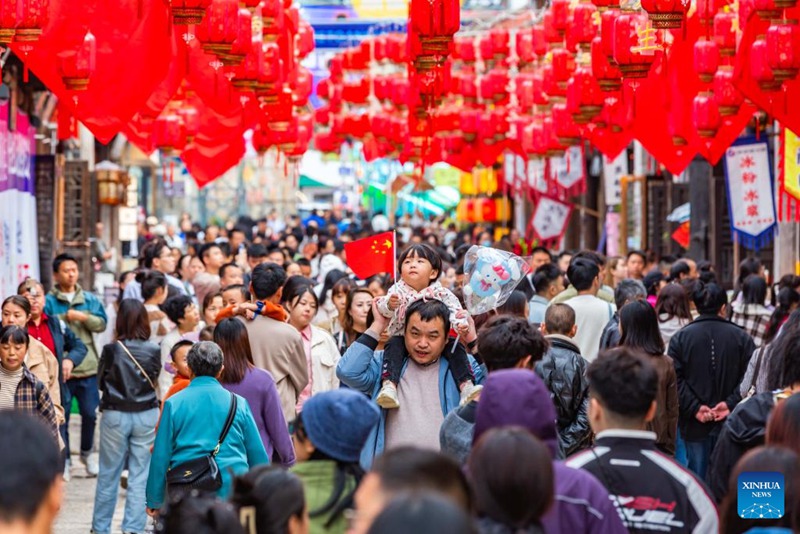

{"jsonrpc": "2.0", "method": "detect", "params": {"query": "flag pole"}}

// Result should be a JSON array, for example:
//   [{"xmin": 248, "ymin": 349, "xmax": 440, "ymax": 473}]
[{"xmin": 392, "ymin": 229, "xmax": 397, "ymax": 282}]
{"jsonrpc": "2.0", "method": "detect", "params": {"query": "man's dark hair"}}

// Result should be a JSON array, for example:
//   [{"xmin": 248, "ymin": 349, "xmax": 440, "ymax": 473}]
[
  {"xmin": 221, "ymin": 284, "xmax": 251, "ymax": 302},
  {"xmin": 140, "ymin": 238, "xmax": 169, "ymax": 269},
  {"xmin": 367, "ymin": 493, "xmax": 476, "ymax": 534},
  {"xmin": 0, "ymin": 412, "xmax": 61, "ymax": 523},
  {"xmin": 531, "ymin": 246, "xmax": 552, "ymax": 261},
  {"xmin": 163, "ymin": 295, "xmax": 195, "ymax": 325},
  {"xmin": 219, "ymin": 262, "xmax": 243, "ymax": 280},
  {"xmin": 627, "ymin": 250, "xmax": 646, "ymax": 262},
  {"xmin": 199, "ymin": 243, "xmax": 222, "ymax": 266},
  {"xmin": 398, "ymin": 243, "xmax": 443, "ymax": 278},
  {"xmin": 247, "ymin": 243, "xmax": 268, "ymax": 260},
  {"xmin": 296, "ymin": 258, "xmax": 311, "ymax": 268},
  {"xmin": 478, "ymin": 316, "xmax": 549, "ymax": 372},
  {"xmin": 250, "ymin": 263, "xmax": 288, "ymax": 300},
  {"xmin": 668, "ymin": 260, "xmax": 691, "ymax": 282},
  {"xmin": 52, "ymin": 253, "xmax": 79, "ymax": 274},
  {"xmin": 532, "ymin": 263, "xmax": 562, "ymax": 295},
  {"xmin": 587, "ymin": 348, "xmax": 659, "ymax": 423},
  {"xmin": 544, "ymin": 304, "xmax": 575, "ymax": 335},
  {"xmin": 614, "ymin": 279, "xmax": 647, "ymax": 310},
  {"xmin": 404, "ymin": 299, "xmax": 451, "ymax": 337},
  {"xmin": 692, "ymin": 281, "xmax": 728, "ymax": 315},
  {"xmin": 566, "ymin": 258, "xmax": 600, "ymax": 292},
  {"xmin": 371, "ymin": 447, "xmax": 472, "ymax": 510},
  {"xmin": 574, "ymin": 250, "xmax": 606, "ymax": 267},
  {"xmin": 170, "ymin": 339, "xmax": 195, "ymax": 361}
]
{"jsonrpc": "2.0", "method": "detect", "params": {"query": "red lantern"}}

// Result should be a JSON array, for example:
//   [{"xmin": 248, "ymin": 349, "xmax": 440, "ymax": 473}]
[
  {"xmin": 592, "ymin": 36, "xmax": 622, "ymax": 91},
  {"xmin": 543, "ymin": 12, "xmax": 563, "ymax": 44},
  {"xmin": 232, "ymin": 38, "xmax": 265, "ymax": 91},
  {"xmin": 14, "ymin": 0, "xmax": 47, "ymax": 42},
  {"xmin": 57, "ymin": 31, "xmax": 96, "ymax": 92},
  {"xmin": 571, "ymin": 2, "xmax": 598, "ymax": 49},
  {"xmin": 177, "ymin": 105, "xmax": 200, "ymax": 144},
  {"xmin": 256, "ymin": 42, "xmax": 285, "ymax": 102},
  {"xmin": 696, "ymin": 0, "xmax": 719, "ymax": 27},
  {"xmin": 165, "ymin": 0, "xmax": 212, "ymax": 25},
  {"xmin": 754, "ymin": 0, "xmax": 781, "ymax": 20},
  {"xmin": 552, "ymin": 48, "xmax": 576, "ymax": 90},
  {"xmin": 767, "ymin": 22, "xmax": 800, "ymax": 82},
  {"xmin": 197, "ymin": 0, "xmax": 239, "ymax": 57},
  {"xmin": 613, "ymin": 10, "xmax": 659, "ymax": 79},
  {"xmin": 454, "ymin": 37, "xmax": 476, "ymax": 62},
  {"xmin": 532, "ymin": 70, "xmax": 550, "ymax": 106},
  {"xmin": 516, "ymin": 31, "xmax": 535, "ymax": 64},
  {"xmin": 460, "ymin": 108, "xmax": 479, "ymax": 141},
  {"xmin": 153, "ymin": 114, "xmax": 187, "ymax": 154},
  {"xmin": 713, "ymin": 12, "xmax": 736, "ymax": 56},
  {"xmin": 0, "ymin": 0, "xmax": 15, "ymax": 44},
  {"xmin": 713, "ymin": 66, "xmax": 744, "ymax": 116},
  {"xmin": 567, "ymin": 64, "xmax": 604, "ymax": 122},
  {"xmin": 408, "ymin": 0, "xmax": 459, "ymax": 70},
  {"xmin": 291, "ymin": 66, "xmax": 313, "ymax": 106},
  {"xmin": 532, "ymin": 24, "xmax": 547, "ymax": 56},
  {"xmin": 262, "ymin": 0, "xmax": 284, "ymax": 42},
  {"xmin": 552, "ymin": 102, "xmax": 582, "ymax": 146},
  {"xmin": 694, "ymin": 39, "xmax": 720, "ymax": 83},
  {"xmin": 252, "ymin": 123, "xmax": 271, "ymax": 155},
  {"xmin": 297, "ymin": 21, "xmax": 315, "ymax": 59},
  {"xmin": 551, "ymin": 0, "xmax": 571, "ymax": 36},
  {"xmin": 751, "ymin": 35, "xmax": 782, "ymax": 91},
  {"xmin": 490, "ymin": 28, "xmax": 509, "ymax": 59},
  {"xmin": 603, "ymin": 91, "xmax": 632, "ymax": 132},
  {"xmin": 591, "ymin": 0, "xmax": 616, "ymax": 11},
  {"xmin": 218, "ymin": 8, "xmax": 252, "ymax": 66},
  {"xmin": 693, "ymin": 92, "xmax": 720, "ymax": 138},
  {"xmin": 640, "ymin": 0, "xmax": 689, "ymax": 29}
]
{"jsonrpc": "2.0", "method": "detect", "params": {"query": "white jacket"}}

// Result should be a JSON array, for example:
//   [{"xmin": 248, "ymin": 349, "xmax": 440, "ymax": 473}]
[{"xmin": 309, "ymin": 325, "xmax": 341, "ymax": 395}]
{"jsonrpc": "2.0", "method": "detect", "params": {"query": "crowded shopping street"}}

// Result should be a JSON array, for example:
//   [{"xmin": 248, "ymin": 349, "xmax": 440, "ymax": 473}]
[{"xmin": 3, "ymin": 0, "xmax": 800, "ymax": 533}]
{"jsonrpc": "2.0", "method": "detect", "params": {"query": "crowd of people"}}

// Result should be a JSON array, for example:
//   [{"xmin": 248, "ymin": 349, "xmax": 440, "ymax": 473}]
[{"xmin": 1, "ymin": 208, "xmax": 800, "ymax": 534}]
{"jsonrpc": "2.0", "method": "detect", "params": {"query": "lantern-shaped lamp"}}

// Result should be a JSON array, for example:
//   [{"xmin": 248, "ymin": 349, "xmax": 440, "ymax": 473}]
[
  {"xmin": 165, "ymin": 0, "xmax": 213, "ymax": 25},
  {"xmin": 592, "ymin": 36, "xmax": 622, "ymax": 91},
  {"xmin": 1, "ymin": 0, "xmax": 17, "ymax": 44},
  {"xmin": 408, "ymin": 0, "xmax": 460, "ymax": 70},
  {"xmin": 641, "ymin": 0, "xmax": 689, "ymax": 29},
  {"xmin": 694, "ymin": 39, "xmax": 720, "ymax": 83},
  {"xmin": 58, "ymin": 31, "xmax": 96, "ymax": 92},
  {"xmin": 219, "ymin": 8, "xmax": 252, "ymax": 66},
  {"xmin": 567, "ymin": 64, "xmax": 605, "ymax": 122},
  {"xmin": 95, "ymin": 161, "xmax": 129, "ymax": 206},
  {"xmin": 754, "ymin": 0, "xmax": 781, "ymax": 20},
  {"xmin": 713, "ymin": 66, "xmax": 744, "ymax": 116},
  {"xmin": 551, "ymin": 0, "xmax": 570, "ymax": 36},
  {"xmin": 262, "ymin": 0, "xmax": 284, "ymax": 42},
  {"xmin": 751, "ymin": 35, "xmax": 782, "ymax": 90},
  {"xmin": 177, "ymin": 105, "xmax": 200, "ymax": 144},
  {"xmin": 197, "ymin": 0, "xmax": 239, "ymax": 56},
  {"xmin": 713, "ymin": 12, "xmax": 737, "ymax": 56},
  {"xmin": 767, "ymin": 22, "xmax": 800, "ymax": 82},
  {"xmin": 14, "ymin": 0, "xmax": 48, "ymax": 42},
  {"xmin": 153, "ymin": 115, "xmax": 187, "ymax": 155},
  {"xmin": 571, "ymin": 2, "xmax": 599, "ymax": 50},
  {"xmin": 693, "ymin": 92, "xmax": 721, "ymax": 138},
  {"xmin": 552, "ymin": 102, "xmax": 582, "ymax": 146},
  {"xmin": 613, "ymin": 10, "xmax": 659, "ymax": 79}
]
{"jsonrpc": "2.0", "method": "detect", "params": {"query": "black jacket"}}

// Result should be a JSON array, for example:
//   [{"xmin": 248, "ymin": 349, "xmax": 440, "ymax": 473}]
[
  {"xmin": 599, "ymin": 313, "xmax": 621, "ymax": 350},
  {"xmin": 566, "ymin": 430, "xmax": 719, "ymax": 533},
  {"xmin": 706, "ymin": 390, "xmax": 780, "ymax": 502},
  {"xmin": 667, "ymin": 315, "xmax": 755, "ymax": 441},
  {"xmin": 98, "ymin": 340, "xmax": 161, "ymax": 412},
  {"xmin": 535, "ymin": 335, "xmax": 591, "ymax": 456}
]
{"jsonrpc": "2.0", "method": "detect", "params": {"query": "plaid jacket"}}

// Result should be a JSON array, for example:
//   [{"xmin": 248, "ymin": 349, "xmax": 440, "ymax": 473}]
[
  {"xmin": 11, "ymin": 366, "xmax": 60, "ymax": 443},
  {"xmin": 731, "ymin": 304, "xmax": 772, "ymax": 348}
]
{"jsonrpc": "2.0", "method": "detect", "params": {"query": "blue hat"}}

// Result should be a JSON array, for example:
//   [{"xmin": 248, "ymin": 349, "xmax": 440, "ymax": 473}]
[{"xmin": 301, "ymin": 389, "xmax": 380, "ymax": 463}]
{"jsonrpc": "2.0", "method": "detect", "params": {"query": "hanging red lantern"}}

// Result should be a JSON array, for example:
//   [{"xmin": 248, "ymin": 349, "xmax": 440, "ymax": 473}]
[
  {"xmin": 454, "ymin": 37, "xmax": 476, "ymax": 62},
  {"xmin": 693, "ymin": 92, "xmax": 721, "ymax": 138},
  {"xmin": 408, "ymin": 0, "xmax": 459, "ymax": 70},
  {"xmin": 57, "ymin": 30, "xmax": 96, "ymax": 92},
  {"xmin": 544, "ymin": 114, "xmax": 567, "ymax": 156},
  {"xmin": 256, "ymin": 42, "xmax": 285, "ymax": 102},
  {"xmin": 613, "ymin": 10, "xmax": 659, "ymax": 79},
  {"xmin": 591, "ymin": 0, "xmax": 616, "ymax": 11},
  {"xmin": 460, "ymin": 108, "xmax": 479, "ymax": 142},
  {"xmin": 197, "ymin": 0, "xmax": 239, "ymax": 57},
  {"xmin": 532, "ymin": 24, "xmax": 547, "ymax": 56},
  {"xmin": 600, "ymin": 9, "xmax": 619, "ymax": 60},
  {"xmin": 603, "ymin": 91, "xmax": 632, "ymax": 132},
  {"xmin": 262, "ymin": 0, "xmax": 284, "ymax": 42},
  {"xmin": 567, "ymin": 64, "xmax": 605, "ymax": 122},
  {"xmin": 754, "ymin": 0, "xmax": 781, "ymax": 20},
  {"xmin": 713, "ymin": 66, "xmax": 744, "ymax": 116},
  {"xmin": 694, "ymin": 39, "xmax": 720, "ymax": 83},
  {"xmin": 232, "ymin": 38, "xmax": 265, "ymax": 91},
  {"xmin": 164, "ymin": 0, "xmax": 213, "ymax": 25},
  {"xmin": 592, "ymin": 36, "xmax": 622, "ymax": 91},
  {"xmin": 153, "ymin": 114, "xmax": 187, "ymax": 154},
  {"xmin": 696, "ymin": 0, "xmax": 719, "ymax": 27},
  {"xmin": 291, "ymin": 66, "xmax": 313, "ymax": 106},
  {"xmin": 767, "ymin": 22, "xmax": 800, "ymax": 82},
  {"xmin": 177, "ymin": 105, "xmax": 200, "ymax": 144},
  {"xmin": 252, "ymin": 122, "xmax": 271, "ymax": 155},
  {"xmin": 218, "ymin": 7, "xmax": 252, "ymax": 66},
  {"xmin": 297, "ymin": 21, "xmax": 315, "ymax": 59},
  {"xmin": 14, "ymin": 0, "xmax": 47, "ymax": 42},
  {"xmin": 571, "ymin": 2, "xmax": 598, "ymax": 50},
  {"xmin": 640, "ymin": 0, "xmax": 689, "ymax": 29},
  {"xmin": 490, "ymin": 28, "xmax": 509, "ymax": 60},
  {"xmin": 1, "ymin": 0, "xmax": 17, "ymax": 43},
  {"xmin": 713, "ymin": 12, "xmax": 736, "ymax": 56},
  {"xmin": 532, "ymin": 69, "xmax": 550, "ymax": 106},
  {"xmin": 551, "ymin": 0, "xmax": 571, "ymax": 36},
  {"xmin": 516, "ymin": 31, "xmax": 535, "ymax": 65},
  {"xmin": 751, "ymin": 35, "xmax": 782, "ymax": 91},
  {"xmin": 553, "ymin": 102, "xmax": 582, "ymax": 146},
  {"xmin": 552, "ymin": 48, "xmax": 576, "ymax": 91},
  {"xmin": 478, "ymin": 34, "xmax": 493, "ymax": 63}
]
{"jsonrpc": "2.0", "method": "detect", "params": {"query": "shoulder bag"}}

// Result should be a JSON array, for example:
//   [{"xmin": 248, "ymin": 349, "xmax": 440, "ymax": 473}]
[
  {"xmin": 166, "ymin": 392, "xmax": 238, "ymax": 494},
  {"xmin": 117, "ymin": 341, "xmax": 157, "ymax": 393}
]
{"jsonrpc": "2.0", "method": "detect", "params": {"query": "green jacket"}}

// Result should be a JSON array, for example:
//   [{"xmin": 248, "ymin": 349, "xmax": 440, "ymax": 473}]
[
  {"xmin": 292, "ymin": 461, "xmax": 356, "ymax": 534},
  {"xmin": 550, "ymin": 285, "xmax": 615, "ymax": 306},
  {"xmin": 45, "ymin": 284, "xmax": 107, "ymax": 378}
]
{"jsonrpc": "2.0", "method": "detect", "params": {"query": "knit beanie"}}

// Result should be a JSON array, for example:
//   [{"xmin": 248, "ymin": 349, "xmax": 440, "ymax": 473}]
[{"xmin": 301, "ymin": 389, "xmax": 381, "ymax": 463}]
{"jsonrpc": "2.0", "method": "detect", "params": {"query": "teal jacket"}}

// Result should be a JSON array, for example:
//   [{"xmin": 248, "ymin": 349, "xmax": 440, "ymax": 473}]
[
  {"xmin": 336, "ymin": 333, "xmax": 484, "ymax": 469},
  {"xmin": 146, "ymin": 376, "xmax": 270, "ymax": 509},
  {"xmin": 45, "ymin": 284, "xmax": 107, "ymax": 378}
]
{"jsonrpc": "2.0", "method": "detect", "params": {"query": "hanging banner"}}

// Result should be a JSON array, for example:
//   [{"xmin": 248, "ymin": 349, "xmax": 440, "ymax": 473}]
[
  {"xmin": 779, "ymin": 126, "xmax": 800, "ymax": 221},
  {"xmin": 723, "ymin": 138, "xmax": 777, "ymax": 250},
  {"xmin": 527, "ymin": 158, "xmax": 548, "ymax": 197},
  {"xmin": 603, "ymin": 152, "xmax": 627, "ymax": 206},
  {"xmin": 548, "ymin": 145, "xmax": 586, "ymax": 199},
  {"xmin": 0, "ymin": 104, "xmax": 40, "ymax": 298},
  {"xmin": 530, "ymin": 195, "xmax": 573, "ymax": 247}
]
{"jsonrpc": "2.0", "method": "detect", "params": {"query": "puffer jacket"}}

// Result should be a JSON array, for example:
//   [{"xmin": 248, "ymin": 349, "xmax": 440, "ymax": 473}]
[
  {"xmin": 706, "ymin": 389, "xmax": 791, "ymax": 502},
  {"xmin": 97, "ymin": 339, "xmax": 161, "ymax": 412},
  {"xmin": 535, "ymin": 335, "xmax": 591, "ymax": 456}
]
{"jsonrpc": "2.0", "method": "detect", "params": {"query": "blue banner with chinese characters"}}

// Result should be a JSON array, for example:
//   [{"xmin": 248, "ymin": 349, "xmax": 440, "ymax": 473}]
[{"xmin": 723, "ymin": 137, "xmax": 777, "ymax": 251}]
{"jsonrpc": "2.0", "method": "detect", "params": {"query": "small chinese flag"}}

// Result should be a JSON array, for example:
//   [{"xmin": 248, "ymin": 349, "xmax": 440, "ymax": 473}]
[{"xmin": 345, "ymin": 231, "xmax": 396, "ymax": 280}]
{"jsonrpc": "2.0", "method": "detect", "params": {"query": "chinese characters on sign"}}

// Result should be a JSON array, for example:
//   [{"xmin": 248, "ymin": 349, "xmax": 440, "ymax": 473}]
[
  {"xmin": 603, "ymin": 152, "xmax": 628, "ymax": 206},
  {"xmin": 531, "ymin": 196, "xmax": 572, "ymax": 243},
  {"xmin": 724, "ymin": 140, "xmax": 776, "ymax": 250}
]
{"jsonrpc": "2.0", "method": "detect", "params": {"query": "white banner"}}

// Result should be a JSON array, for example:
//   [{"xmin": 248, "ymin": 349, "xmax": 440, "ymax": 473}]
[
  {"xmin": 603, "ymin": 152, "xmax": 627, "ymax": 206},
  {"xmin": 531, "ymin": 196, "xmax": 572, "ymax": 242},
  {"xmin": 724, "ymin": 140, "xmax": 776, "ymax": 249}
]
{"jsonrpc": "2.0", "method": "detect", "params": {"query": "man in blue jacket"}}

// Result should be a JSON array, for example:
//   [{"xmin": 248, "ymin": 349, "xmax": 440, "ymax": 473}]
[
  {"xmin": 45, "ymin": 253, "xmax": 108, "ymax": 477},
  {"xmin": 337, "ymin": 299, "xmax": 484, "ymax": 468}
]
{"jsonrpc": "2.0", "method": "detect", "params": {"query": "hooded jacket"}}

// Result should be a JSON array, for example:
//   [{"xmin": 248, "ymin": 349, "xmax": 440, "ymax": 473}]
[
  {"xmin": 706, "ymin": 389, "xmax": 790, "ymax": 502},
  {"xmin": 667, "ymin": 314, "xmax": 755, "ymax": 441},
  {"xmin": 535, "ymin": 335, "xmax": 591, "ymax": 455},
  {"xmin": 465, "ymin": 370, "xmax": 629, "ymax": 534}
]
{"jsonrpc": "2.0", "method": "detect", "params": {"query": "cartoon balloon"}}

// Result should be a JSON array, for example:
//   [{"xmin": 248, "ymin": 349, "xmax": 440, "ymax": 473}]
[{"xmin": 462, "ymin": 246, "xmax": 531, "ymax": 315}]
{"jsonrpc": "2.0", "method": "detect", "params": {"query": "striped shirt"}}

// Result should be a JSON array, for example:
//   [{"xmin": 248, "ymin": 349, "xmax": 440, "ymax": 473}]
[{"xmin": 0, "ymin": 365, "xmax": 23, "ymax": 411}]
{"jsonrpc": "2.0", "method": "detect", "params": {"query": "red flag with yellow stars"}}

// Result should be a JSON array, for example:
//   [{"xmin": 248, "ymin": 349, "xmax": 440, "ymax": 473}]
[{"xmin": 344, "ymin": 231, "xmax": 396, "ymax": 280}]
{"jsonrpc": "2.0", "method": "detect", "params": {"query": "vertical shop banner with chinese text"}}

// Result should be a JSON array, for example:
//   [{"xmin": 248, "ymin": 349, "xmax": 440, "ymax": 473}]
[
  {"xmin": 529, "ymin": 196, "xmax": 572, "ymax": 248},
  {"xmin": 0, "ymin": 104, "xmax": 40, "ymax": 297},
  {"xmin": 780, "ymin": 127, "xmax": 800, "ymax": 221},
  {"xmin": 723, "ymin": 138, "xmax": 777, "ymax": 250}
]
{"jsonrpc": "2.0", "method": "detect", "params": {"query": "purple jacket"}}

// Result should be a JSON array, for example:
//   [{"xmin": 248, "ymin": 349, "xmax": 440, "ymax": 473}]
[{"xmin": 222, "ymin": 368, "xmax": 296, "ymax": 467}]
